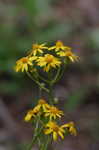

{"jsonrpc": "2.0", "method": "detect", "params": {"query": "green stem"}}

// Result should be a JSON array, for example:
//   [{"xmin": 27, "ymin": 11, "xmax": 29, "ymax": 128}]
[
  {"xmin": 26, "ymin": 72, "xmax": 49, "ymax": 93},
  {"xmin": 51, "ymin": 67, "xmax": 61, "ymax": 84},
  {"xmin": 27, "ymin": 135, "xmax": 37, "ymax": 150},
  {"xmin": 48, "ymin": 65, "xmax": 67, "ymax": 104},
  {"xmin": 27, "ymin": 125, "xmax": 43, "ymax": 150},
  {"xmin": 39, "ymin": 86, "xmax": 42, "ymax": 98},
  {"xmin": 55, "ymin": 63, "xmax": 66, "ymax": 82},
  {"xmin": 43, "ymin": 136, "xmax": 50, "ymax": 150},
  {"xmin": 38, "ymin": 138, "xmax": 41, "ymax": 149},
  {"xmin": 48, "ymin": 83, "xmax": 54, "ymax": 105},
  {"xmin": 40, "ymin": 136, "xmax": 50, "ymax": 150},
  {"xmin": 36, "ymin": 72, "xmax": 50, "ymax": 84},
  {"xmin": 52, "ymin": 63, "xmax": 67, "ymax": 84}
]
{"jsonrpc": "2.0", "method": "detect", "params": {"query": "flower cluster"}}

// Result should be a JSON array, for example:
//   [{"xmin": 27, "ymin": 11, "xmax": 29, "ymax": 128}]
[
  {"xmin": 25, "ymin": 99, "xmax": 77, "ymax": 141},
  {"xmin": 15, "ymin": 41, "xmax": 79, "ymax": 73},
  {"xmin": 15, "ymin": 40, "xmax": 79, "ymax": 149}
]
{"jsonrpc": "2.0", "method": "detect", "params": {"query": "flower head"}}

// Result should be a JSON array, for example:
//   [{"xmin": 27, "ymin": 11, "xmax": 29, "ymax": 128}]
[
  {"xmin": 36, "ymin": 54, "xmax": 61, "ymax": 72},
  {"xmin": 15, "ymin": 56, "xmax": 37, "ymax": 72},
  {"xmin": 61, "ymin": 121, "xmax": 77, "ymax": 136},
  {"xmin": 24, "ymin": 106, "xmax": 40, "ymax": 122},
  {"xmin": 58, "ymin": 50, "xmax": 79, "ymax": 62},
  {"xmin": 44, "ymin": 106, "xmax": 64, "ymax": 120},
  {"xmin": 36, "ymin": 99, "xmax": 50, "ymax": 111},
  {"xmin": 29, "ymin": 43, "xmax": 48, "ymax": 56},
  {"xmin": 44, "ymin": 121, "xmax": 65, "ymax": 141},
  {"xmin": 49, "ymin": 41, "xmax": 71, "ymax": 52}
]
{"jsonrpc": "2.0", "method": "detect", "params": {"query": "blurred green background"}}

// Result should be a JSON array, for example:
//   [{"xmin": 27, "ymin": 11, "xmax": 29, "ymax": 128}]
[{"xmin": 0, "ymin": 0, "xmax": 99, "ymax": 150}]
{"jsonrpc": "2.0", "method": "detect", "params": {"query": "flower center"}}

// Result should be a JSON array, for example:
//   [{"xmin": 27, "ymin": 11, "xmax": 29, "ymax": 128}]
[
  {"xmin": 56, "ymin": 41, "xmax": 63, "ymax": 48},
  {"xmin": 38, "ymin": 99, "xmax": 46, "ymax": 104},
  {"xmin": 28, "ymin": 109, "xmax": 34, "ymax": 115},
  {"xmin": 52, "ymin": 125, "xmax": 59, "ymax": 132},
  {"xmin": 50, "ymin": 107, "xmax": 58, "ymax": 114},
  {"xmin": 65, "ymin": 51, "xmax": 72, "ymax": 56},
  {"xmin": 45, "ymin": 55, "xmax": 53, "ymax": 63},
  {"xmin": 21, "ymin": 58, "xmax": 28, "ymax": 63},
  {"xmin": 33, "ymin": 44, "xmax": 40, "ymax": 49},
  {"xmin": 33, "ymin": 107, "xmax": 39, "ymax": 113}
]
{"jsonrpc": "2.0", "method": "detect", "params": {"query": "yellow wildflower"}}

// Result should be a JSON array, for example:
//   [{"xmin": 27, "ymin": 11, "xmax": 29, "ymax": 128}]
[
  {"xmin": 29, "ymin": 43, "xmax": 48, "ymax": 56},
  {"xmin": 44, "ymin": 106, "xmax": 64, "ymax": 120},
  {"xmin": 36, "ymin": 54, "xmax": 61, "ymax": 72},
  {"xmin": 61, "ymin": 121, "xmax": 77, "ymax": 136},
  {"xmin": 49, "ymin": 41, "xmax": 71, "ymax": 52},
  {"xmin": 44, "ymin": 121, "xmax": 65, "ymax": 141},
  {"xmin": 58, "ymin": 50, "xmax": 79, "ymax": 62},
  {"xmin": 24, "ymin": 106, "xmax": 40, "ymax": 122},
  {"xmin": 36, "ymin": 99, "xmax": 50, "ymax": 111},
  {"xmin": 15, "ymin": 56, "xmax": 37, "ymax": 72}
]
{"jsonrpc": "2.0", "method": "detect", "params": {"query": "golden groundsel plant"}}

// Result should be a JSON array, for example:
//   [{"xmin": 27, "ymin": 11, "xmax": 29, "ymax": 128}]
[{"xmin": 15, "ymin": 41, "xmax": 79, "ymax": 150}]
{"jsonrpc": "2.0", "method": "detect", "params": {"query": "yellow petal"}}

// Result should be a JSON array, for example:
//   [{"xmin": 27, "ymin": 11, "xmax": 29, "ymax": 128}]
[
  {"xmin": 61, "ymin": 123, "xmax": 69, "ymax": 128},
  {"xmin": 48, "ymin": 46, "xmax": 56, "ymax": 50},
  {"xmin": 69, "ymin": 127, "xmax": 77, "ymax": 136},
  {"xmin": 58, "ymin": 131, "xmax": 64, "ymax": 139},
  {"xmin": 24, "ymin": 114, "xmax": 32, "ymax": 122},
  {"xmin": 44, "ymin": 129, "xmax": 53, "ymax": 134},
  {"xmin": 53, "ymin": 132, "xmax": 58, "ymax": 141},
  {"xmin": 24, "ymin": 64, "xmax": 28, "ymax": 71},
  {"xmin": 56, "ymin": 114, "xmax": 61, "ymax": 118},
  {"xmin": 69, "ymin": 56, "xmax": 74, "ymax": 62}
]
